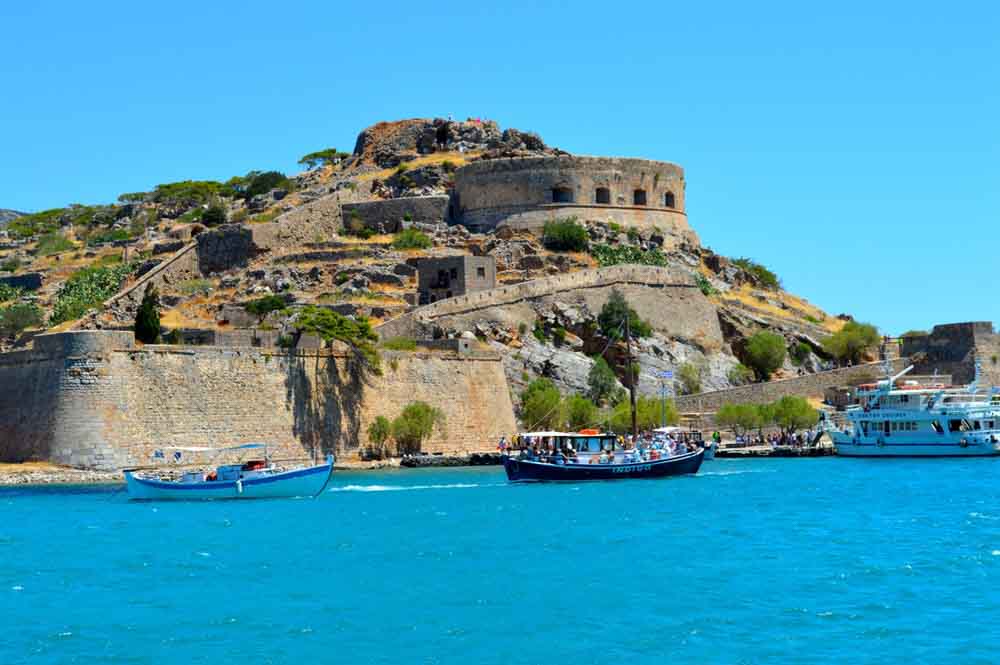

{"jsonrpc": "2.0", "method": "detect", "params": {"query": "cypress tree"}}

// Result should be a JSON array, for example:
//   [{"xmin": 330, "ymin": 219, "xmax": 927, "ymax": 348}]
[{"xmin": 134, "ymin": 283, "xmax": 161, "ymax": 344}]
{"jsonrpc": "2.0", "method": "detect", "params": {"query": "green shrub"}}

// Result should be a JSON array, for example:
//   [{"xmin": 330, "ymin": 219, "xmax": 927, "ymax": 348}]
[
  {"xmin": 391, "ymin": 402, "xmax": 446, "ymax": 454},
  {"xmin": 0, "ymin": 284, "xmax": 22, "ymax": 302},
  {"xmin": 900, "ymin": 329, "xmax": 928, "ymax": 338},
  {"xmin": 86, "ymin": 229, "xmax": 131, "ymax": 246},
  {"xmin": 542, "ymin": 217, "xmax": 589, "ymax": 252},
  {"xmin": 744, "ymin": 331, "xmax": 787, "ymax": 381},
  {"xmin": 345, "ymin": 213, "xmax": 375, "ymax": 239},
  {"xmin": 695, "ymin": 274, "xmax": 718, "ymax": 296},
  {"xmin": 532, "ymin": 320, "xmax": 546, "ymax": 343},
  {"xmin": 804, "ymin": 314, "xmax": 822, "ymax": 324},
  {"xmin": 587, "ymin": 356, "xmax": 619, "ymax": 405},
  {"xmin": 382, "ymin": 337, "xmax": 417, "ymax": 351},
  {"xmin": 552, "ymin": 326, "xmax": 567, "ymax": 346},
  {"xmin": 822, "ymin": 321, "xmax": 880, "ymax": 365},
  {"xmin": 277, "ymin": 334, "xmax": 295, "ymax": 349},
  {"xmin": 590, "ymin": 243, "xmax": 668, "ymax": 268},
  {"xmin": 178, "ymin": 207, "xmax": 205, "ymax": 224},
  {"xmin": 727, "ymin": 363, "xmax": 754, "ymax": 386},
  {"xmin": 565, "ymin": 394, "xmax": 598, "ymax": 430},
  {"xmin": 244, "ymin": 295, "xmax": 286, "ymax": 320},
  {"xmin": 391, "ymin": 228, "xmax": 432, "ymax": 250},
  {"xmin": 0, "ymin": 302, "xmax": 43, "ymax": 337},
  {"xmin": 598, "ymin": 289, "xmax": 652, "ymax": 339},
  {"xmin": 521, "ymin": 378, "xmax": 564, "ymax": 430},
  {"xmin": 716, "ymin": 403, "xmax": 763, "ymax": 435},
  {"xmin": 134, "ymin": 284, "xmax": 161, "ymax": 344},
  {"xmin": 790, "ymin": 341, "xmax": 811, "ymax": 366},
  {"xmin": 36, "ymin": 233, "xmax": 75, "ymax": 256},
  {"xmin": 292, "ymin": 305, "xmax": 380, "ymax": 370},
  {"xmin": 608, "ymin": 222, "xmax": 623, "ymax": 235},
  {"xmin": 678, "ymin": 361, "xmax": 703, "ymax": 395},
  {"xmin": 50, "ymin": 262, "xmax": 137, "ymax": 325},
  {"xmin": 1, "ymin": 256, "xmax": 23, "ymax": 273},
  {"xmin": 201, "ymin": 206, "xmax": 227, "ymax": 227},
  {"xmin": 366, "ymin": 415, "xmax": 393, "ymax": 457},
  {"xmin": 732, "ymin": 257, "xmax": 781, "ymax": 290},
  {"xmin": 517, "ymin": 322, "xmax": 528, "ymax": 336},
  {"xmin": 151, "ymin": 180, "xmax": 228, "ymax": 206},
  {"xmin": 771, "ymin": 396, "xmax": 819, "ymax": 435},
  {"xmin": 609, "ymin": 396, "xmax": 677, "ymax": 432},
  {"xmin": 334, "ymin": 271, "xmax": 351, "ymax": 285},
  {"xmin": 626, "ymin": 227, "xmax": 641, "ymax": 242},
  {"xmin": 244, "ymin": 171, "xmax": 291, "ymax": 199},
  {"xmin": 177, "ymin": 279, "xmax": 213, "ymax": 296}
]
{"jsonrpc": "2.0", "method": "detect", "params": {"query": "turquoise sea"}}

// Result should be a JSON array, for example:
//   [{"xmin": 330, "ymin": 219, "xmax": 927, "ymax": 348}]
[{"xmin": 2, "ymin": 458, "xmax": 1000, "ymax": 664}]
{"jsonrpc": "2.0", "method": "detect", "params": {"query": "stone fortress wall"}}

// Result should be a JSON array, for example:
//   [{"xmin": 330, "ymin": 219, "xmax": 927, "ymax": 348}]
[
  {"xmin": 901, "ymin": 322, "xmax": 1000, "ymax": 386},
  {"xmin": 376, "ymin": 265, "xmax": 721, "ymax": 348},
  {"xmin": 452, "ymin": 155, "xmax": 697, "ymax": 246},
  {"xmin": 0, "ymin": 331, "xmax": 516, "ymax": 470}
]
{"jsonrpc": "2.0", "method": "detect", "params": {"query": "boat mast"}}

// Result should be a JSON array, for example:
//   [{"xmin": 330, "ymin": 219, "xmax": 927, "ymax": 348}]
[{"xmin": 625, "ymin": 314, "xmax": 638, "ymax": 439}]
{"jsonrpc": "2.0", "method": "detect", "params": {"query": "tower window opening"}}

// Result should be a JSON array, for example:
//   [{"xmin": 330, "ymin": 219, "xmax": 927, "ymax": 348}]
[
  {"xmin": 595, "ymin": 187, "xmax": 611, "ymax": 204},
  {"xmin": 551, "ymin": 187, "xmax": 574, "ymax": 204},
  {"xmin": 664, "ymin": 191, "xmax": 676, "ymax": 208},
  {"xmin": 633, "ymin": 189, "xmax": 647, "ymax": 206}
]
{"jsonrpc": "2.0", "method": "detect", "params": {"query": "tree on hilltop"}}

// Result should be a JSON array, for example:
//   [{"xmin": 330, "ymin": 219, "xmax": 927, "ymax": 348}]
[{"xmin": 298, "ymin": 148, "xmax": 351, "ymax": 170}]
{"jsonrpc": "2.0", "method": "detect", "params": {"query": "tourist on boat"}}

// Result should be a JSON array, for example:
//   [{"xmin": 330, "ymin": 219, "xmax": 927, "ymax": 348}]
[{"xmin": 497, "ymin": 436, "xmax": 508, "ymax": 454}]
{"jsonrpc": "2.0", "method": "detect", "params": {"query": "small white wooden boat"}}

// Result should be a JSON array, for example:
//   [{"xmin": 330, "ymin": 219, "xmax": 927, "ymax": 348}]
[{"xmin": 123, "ymin": 444, "xmax": 334, "ymax": 501}]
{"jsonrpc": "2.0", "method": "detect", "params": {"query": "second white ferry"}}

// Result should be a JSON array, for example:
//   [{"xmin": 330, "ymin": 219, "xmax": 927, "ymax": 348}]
[{"xmin": 827, "ymin": 364, "xmax": 1000, "ymax": 457}]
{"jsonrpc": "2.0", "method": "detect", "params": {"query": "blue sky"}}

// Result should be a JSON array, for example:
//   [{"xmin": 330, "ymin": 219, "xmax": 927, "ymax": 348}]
[{"xmin": 1, "ymin": 1, "xmax": 996, "ymax": 334}]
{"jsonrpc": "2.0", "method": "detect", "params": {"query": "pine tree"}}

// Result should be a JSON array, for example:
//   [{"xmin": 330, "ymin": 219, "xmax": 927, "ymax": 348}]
[{"xmin": 134, "ymin": 283, "xmax": 161, "ymax": 344}]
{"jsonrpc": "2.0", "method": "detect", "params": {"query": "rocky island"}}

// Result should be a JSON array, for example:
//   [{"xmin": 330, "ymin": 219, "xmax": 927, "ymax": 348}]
[{"xmin": 1, "ymin": 117, "xmax": 996, "ymax": 476}]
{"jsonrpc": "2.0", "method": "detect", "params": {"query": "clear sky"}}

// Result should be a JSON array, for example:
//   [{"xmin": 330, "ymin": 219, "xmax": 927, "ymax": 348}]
[{"xmin": 1, "ymin": 1, "xmax": 996, "ymax": 334}]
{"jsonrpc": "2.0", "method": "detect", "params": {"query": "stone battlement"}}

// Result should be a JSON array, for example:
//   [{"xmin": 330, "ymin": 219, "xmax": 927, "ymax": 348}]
[{"xmin": 0, "ymin": 331, "xmax": 516, "ymax": 470}]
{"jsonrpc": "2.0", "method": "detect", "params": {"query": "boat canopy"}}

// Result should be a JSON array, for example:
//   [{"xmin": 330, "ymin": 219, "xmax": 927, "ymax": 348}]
[
  {"xmin": 653, "ymin": 426, "xmax": 682, "ymax": 434},
  {"xmin": 520, "ymin": 431, "xmax": 572, "ymax": 438}
]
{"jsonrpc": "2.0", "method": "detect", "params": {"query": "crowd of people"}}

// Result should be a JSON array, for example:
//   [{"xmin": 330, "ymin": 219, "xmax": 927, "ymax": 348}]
[
  {"xmin": 496, "ymin": 431, "xmax": 699, "ymax": 466},
  {"xmin": 731, "ymin": 430, "xmax": 819, "ymax": 448}
]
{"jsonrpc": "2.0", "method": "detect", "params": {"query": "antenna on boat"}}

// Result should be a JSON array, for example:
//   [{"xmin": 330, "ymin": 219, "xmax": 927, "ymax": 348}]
[{"xmin": 625, "ymin": 314, "xmax": 638, "ymax": 439}]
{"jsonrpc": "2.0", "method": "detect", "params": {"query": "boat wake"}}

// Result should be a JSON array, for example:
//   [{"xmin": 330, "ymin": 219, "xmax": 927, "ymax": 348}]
[
  {"xmin": 699, "ymin": 469, "xmax": 777, "ymax": 477},
  {"xmin": 328, "ymin": 482, "xmax": 502, "ymax": 493}
]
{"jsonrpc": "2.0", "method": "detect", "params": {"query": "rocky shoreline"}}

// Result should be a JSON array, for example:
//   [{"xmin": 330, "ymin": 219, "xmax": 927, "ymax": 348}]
[{"xmin": 0, "ymin": 465, "xmax": 123, "ymax": 486}]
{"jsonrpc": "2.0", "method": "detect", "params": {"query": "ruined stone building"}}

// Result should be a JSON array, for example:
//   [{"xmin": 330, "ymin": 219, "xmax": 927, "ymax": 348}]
[{"xmin": 416, "ymin": 255, "xmax": 496, "ymax": 305}]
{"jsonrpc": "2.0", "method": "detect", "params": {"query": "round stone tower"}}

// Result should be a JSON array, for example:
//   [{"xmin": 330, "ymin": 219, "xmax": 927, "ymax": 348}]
[{"xmin": 452, "ymin": 155, "xmax": 698, "ymax": 246}]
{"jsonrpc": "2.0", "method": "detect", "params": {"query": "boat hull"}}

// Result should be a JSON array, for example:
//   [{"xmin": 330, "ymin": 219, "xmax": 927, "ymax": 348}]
[
  {"xmin": 124, "ymin": 462, "xmax": 334, "ymax": 501},
  {"xmin": 832, "ymin": 434, "xmax": 1000, "ymax": 457},
  {"xmin": 503, "ymin": 449, "xmax": 704, "ymax": 482}
]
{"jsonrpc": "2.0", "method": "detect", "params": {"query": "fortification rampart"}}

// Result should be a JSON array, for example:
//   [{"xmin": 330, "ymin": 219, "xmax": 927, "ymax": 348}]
[
  {"xmin": 341, "ymin": 195, "xmax": 449, "ymax": 234},
  {"xmin": 0, "ymin": 331, "xmax": 516, "ymax": 469},
  {"xmin": 453, "ymin": 155, "xmax": 696, "ymax": 245},
  {"xmin": 675, "ymin": 358, "xmax": 911, "ymax": 413},
  {"xmin": 377, "ymin": 265, "xmax": 723, "ymax": 349}
]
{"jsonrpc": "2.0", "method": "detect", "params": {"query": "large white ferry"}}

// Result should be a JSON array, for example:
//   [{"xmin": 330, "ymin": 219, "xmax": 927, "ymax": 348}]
[{"xmin": 827, "ymin": 364, "xmax": 1000, "ymax": 457}]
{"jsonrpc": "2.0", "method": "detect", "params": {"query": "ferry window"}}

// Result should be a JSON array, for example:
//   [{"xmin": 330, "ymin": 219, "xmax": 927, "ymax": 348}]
[
  {"xmin": 901, "ymin": 395, "xmax": 909, "ymax": 403},
  {"xmin": 948, "ymin": 420, "xmax": 962, "ymax": 432},
  {"xmin": 931, "ymin": 420, "xmax": 944, "ymax": 434},
  {"xmin": 974, "ymin": 421, "xmax": 982, "ymax": 430},
  {"xmin": 891, "ymin": 422, "xmax": 897, "ymax": 431}
]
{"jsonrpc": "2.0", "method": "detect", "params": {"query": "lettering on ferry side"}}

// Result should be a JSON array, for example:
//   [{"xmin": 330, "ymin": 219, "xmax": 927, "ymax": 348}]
[{"xmin": 613, "ymin": 464, "xmax": 652, "ymax": 474}]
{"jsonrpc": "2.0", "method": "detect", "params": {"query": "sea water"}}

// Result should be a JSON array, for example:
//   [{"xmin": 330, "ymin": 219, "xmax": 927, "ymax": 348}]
[{"xmin": 2, "ymin": 458, "xmax": 1000, "ymax": 664}]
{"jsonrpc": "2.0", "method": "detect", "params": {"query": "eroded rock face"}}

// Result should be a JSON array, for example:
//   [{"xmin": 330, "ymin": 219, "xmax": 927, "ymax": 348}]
[{"xmin": 350, "ymin": 118, "xmax": 551, "ymax": 168}]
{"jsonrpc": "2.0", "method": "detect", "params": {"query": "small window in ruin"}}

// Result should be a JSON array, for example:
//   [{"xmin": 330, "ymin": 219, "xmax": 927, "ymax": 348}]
[
  {"xmin": 664, "ymin": 191, "xmax": 676, "ymax": 208},
  {"xmin": 551, "ymin": 187, "xmax": 574, "ymax": 204},
  {"xmin": 633, "ymin": 189, "xmax": 647, "ymax": 206},
  {"xmin": 477, "ymin": 267, "xmax": 486, "ymax": 278},
  {"xmin": 450, "ymin": 268, "xmax": 458, "ymax": 280},
  {"xmin": 595, "ymin": 187, "xmax": 611, "ymax": 204}
]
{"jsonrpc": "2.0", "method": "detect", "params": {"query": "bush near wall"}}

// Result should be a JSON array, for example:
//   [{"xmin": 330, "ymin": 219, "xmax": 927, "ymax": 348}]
[{"xmin": 542, "ymin": 217, "xmax": 589, "ymax": 252}]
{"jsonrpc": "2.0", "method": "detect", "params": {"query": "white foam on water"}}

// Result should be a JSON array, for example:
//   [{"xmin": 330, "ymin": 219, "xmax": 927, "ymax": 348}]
[
  {"xmin": 196, "ymin": 551, "xmax": 211, "ymax": 558},
  {"xmin": 11, "ymin": 585, "xmax": 23, "ymax": 591},
  {"xmin": 969, "ymin": 512, "xmax": 998, "ymax": 521},
  {"xmin": 328, "ymin": 482, "xmax": 498, "ymax": 493},
  {"xmin": 699, "ymin": 469, "xmax": 777, "ymax": 477},
  {"xmin": 992, "ymin": 550, "xmax": 1000, "ymax": 556}
]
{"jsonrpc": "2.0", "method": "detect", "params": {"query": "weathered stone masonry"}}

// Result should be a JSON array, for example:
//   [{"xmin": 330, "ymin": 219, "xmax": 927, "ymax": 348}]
[{"xmin": 0, "ymin": 331, "xmax": 516, "ymax": 469}]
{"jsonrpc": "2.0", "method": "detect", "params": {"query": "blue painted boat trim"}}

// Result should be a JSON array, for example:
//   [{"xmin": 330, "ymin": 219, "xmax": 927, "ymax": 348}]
[{"xmin": 128, "ymin": 463, "xmax": 331, "ymax": 491}]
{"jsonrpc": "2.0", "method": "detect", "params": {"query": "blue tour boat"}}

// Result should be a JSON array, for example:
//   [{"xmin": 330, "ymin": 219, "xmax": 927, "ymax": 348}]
[{"xmin": 123, "ymin": 444, "xmax": 335, "ymax": 500}]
